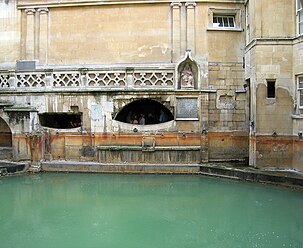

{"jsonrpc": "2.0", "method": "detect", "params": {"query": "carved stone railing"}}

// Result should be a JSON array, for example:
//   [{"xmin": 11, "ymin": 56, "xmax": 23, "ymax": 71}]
[
  {"xmin": 133, "ymin": 70, "xmax": 174, "ymax": 88},
  {"xmin": 0, "ymin": 67, "xmax": 175, "ymax": 91},
  {"xmin": 87, "ymin": 71, "xmax": 126, "ymax": 88}
]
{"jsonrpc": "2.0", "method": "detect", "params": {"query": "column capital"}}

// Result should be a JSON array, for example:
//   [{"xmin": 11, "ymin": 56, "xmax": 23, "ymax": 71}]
[
  {"xmin": 38, "ymin": 8, "xmax": 49, "ymax": 14},
  {"xmin": 185, "ymin": 2, "xmax": 196, "ymax": 8},
  {"xmin": 25, "ymin": 8, "xmax": 36, "ymax": 15},
  {"xmin": 170, "ymin": 2, "xmax": 182, "ymax": 8}
]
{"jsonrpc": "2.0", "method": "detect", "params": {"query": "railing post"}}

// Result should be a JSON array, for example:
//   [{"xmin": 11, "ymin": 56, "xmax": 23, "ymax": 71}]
[
  {"xmin": 44, "ymin": 69, "xmax": 53, "ymax": 89},
  {"xmin": 126, "ymin": 68, "xmax": 134, "ymax": 89},
  {"xmin": 9, "ymin": 71, "xmax": 16, "ymax": 90},
  {"xmin": 80, "ymin": 68, "xmax": 88, "ymax": 88}
]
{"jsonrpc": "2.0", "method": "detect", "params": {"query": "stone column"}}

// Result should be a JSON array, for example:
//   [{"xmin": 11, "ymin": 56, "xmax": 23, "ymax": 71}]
[
  {"xmin": 171, "ymin": 2, "xmax": 182, "ymax": 62},
  {"xmin": 38, "ymin": 8, "xmax": 49, "ymax": 65},
  {"xmin": 25, "ymin": 8, "xmax": 36, "ymax": 60},
  {"xmin": 185, "ymin": 2, "xmax": 196, "ymax": 55}
]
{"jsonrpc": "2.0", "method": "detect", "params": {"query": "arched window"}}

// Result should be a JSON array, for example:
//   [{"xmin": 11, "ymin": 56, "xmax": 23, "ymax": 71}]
[{"xmin": 114, "ymin": 99, "xmax": 173, "ymax": 125}]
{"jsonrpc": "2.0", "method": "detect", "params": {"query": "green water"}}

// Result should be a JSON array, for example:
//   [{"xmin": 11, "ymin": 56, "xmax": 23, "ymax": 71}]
[{"xmin": 0, "ymin": 173, "xmax": 302, "ymax": 248}]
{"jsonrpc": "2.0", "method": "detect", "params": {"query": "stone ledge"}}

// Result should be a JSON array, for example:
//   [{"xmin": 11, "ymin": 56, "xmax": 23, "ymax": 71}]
[
  {"xmin": 292, "ymin": 114, "xmax": 303, "ymax": 119},
  {"xmin": 97, "ymin": 145, "xmax": 201, "ymax": 151},
  {"xmin": 38, "ymin": 160, "xmax": 303, "ymax": 189},
  {"xmin": 0, "ymin": 160, "xmax": 29, "ymax": 175},
  {"xmin": 41, "ymin": 161, "xmax": 201, "ymax": 174},
  {"xmin": 199, "ymin": 163, "xmax": 303, "ymax": 189}
]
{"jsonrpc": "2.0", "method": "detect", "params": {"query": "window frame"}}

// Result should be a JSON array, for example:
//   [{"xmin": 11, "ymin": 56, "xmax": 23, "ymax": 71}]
[
  {"xmin": 298, "ymin": 75, "xmax": 303, "ymax": 109},
  {"xmin": 297, "ymin": 0, "xmax": 303, "ymax": 35},
  {"xmin": 208, "ymin": 7, "xmax": 243, "ymax": 32},
  {"xmin": 213, "ymin": 15, "xmax": 235, "ymax": 28}
]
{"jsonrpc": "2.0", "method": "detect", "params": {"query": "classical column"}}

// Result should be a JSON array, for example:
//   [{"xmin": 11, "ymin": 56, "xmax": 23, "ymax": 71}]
[
  {"xmin": 38, "ymin": 8, "xmax": 49, "ymax": 65},
  {"xmin": 25, "ymin": 8, "xmax": 36, "ymax": 60},
  {"xmin": 171, "ymin": 2, "xmax": 182, "ymax": 62},
  {"xmin": 185, "ymin": 2, "xmax": 196, "ymax": 55}
]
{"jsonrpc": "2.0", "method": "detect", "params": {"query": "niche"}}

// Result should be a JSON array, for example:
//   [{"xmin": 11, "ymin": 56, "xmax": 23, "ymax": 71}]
[{"xmin": 177, "ymin": 52, "xmax": 199, "ymax": 89}]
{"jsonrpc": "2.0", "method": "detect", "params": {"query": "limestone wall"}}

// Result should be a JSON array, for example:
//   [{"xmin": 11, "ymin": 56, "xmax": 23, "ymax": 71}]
[
  {"xmin": 5, "ymin": 1, "xmax": 246, "ymax": 66},
  {"xmin": 244, "ymin": 0, "xmax": 303, "ymax": 170},
  {"xmin": 0, "ymin": 0, "xmax": 20, "ymax": 69},
  {"xmin": 208, "ymin": 62, "xmax": 248, "ymax": 131},
  {"xmin": 247, "ymin": 0, "xmax": 296, "ymax": 40},
  {"xmin": 48, "ymin": 4, "xmax": 171, "ymax": 65},
  {"xmin": 254, "ymin": 43, "xmax": 294, "ymax": 135}
]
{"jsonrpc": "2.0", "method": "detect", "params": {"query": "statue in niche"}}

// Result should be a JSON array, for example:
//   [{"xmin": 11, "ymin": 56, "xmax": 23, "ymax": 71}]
[{"xmin": 180, "ymin": 63, "xmax": 194, "ymax": 88}]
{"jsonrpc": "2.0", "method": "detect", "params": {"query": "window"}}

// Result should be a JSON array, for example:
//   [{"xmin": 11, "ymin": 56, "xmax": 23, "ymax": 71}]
[
  {"xmin": 208, "ymin": 8, "xmax": 242, "ymax": 31},
  {"xmin": 297, "ymin": 0, "xmax": 303, "ymax": 35},
  {"xmin": 298, "ymin": 76, "xmax": 303, "ymax": 108},
  {"xmin": 267, "ymin": 80, "xmax": 276, "ymax": 98},
  {"xmin": 213, "ymin": 15, "xmax": 235, "ymax": 28}
]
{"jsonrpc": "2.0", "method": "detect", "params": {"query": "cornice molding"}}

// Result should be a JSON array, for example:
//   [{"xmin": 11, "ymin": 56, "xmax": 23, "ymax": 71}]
[
  {"xmin": 245, "ymin": 36, "xmax": 303, "ymax": 52},
  {"xmin": 17, "ymin": 0, "xmax": 245, "ymax": 9}
]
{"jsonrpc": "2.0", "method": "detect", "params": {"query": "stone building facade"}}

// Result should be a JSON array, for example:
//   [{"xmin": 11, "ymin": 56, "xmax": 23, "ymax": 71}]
[{"xmin": 0, "ymin": 0, "xmax": 302, "ymax": 171}]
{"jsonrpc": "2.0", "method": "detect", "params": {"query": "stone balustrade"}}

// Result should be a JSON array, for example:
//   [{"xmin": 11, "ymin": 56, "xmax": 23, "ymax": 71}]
[{"xmin": 0, "ymin": 67, "xmax": 175, "ymax": 91}]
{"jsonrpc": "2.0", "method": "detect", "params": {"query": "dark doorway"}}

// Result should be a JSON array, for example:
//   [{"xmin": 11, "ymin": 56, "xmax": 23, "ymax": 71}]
[
  {"xmin": 39, "ymin": 113, "xmax": 82, "ymax": 129},
  {"xmin": 0, "ymin": 118, "xmax": 12, "ymax": 147},
  {"xmin": 115, "ymin": 99, "xmax": 173, "ymax": 125}
]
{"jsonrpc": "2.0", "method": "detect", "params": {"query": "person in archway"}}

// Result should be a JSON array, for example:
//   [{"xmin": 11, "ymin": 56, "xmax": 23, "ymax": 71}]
[
  {"xmin": 132, "ymin": 115, "xmax": 139, "ymax": 124},
  {"xmin": 139, "ymin": 114, "xmax": 145, "ymax": 125},
  {"xmin": 159, "ymin": 110, "xmax": 168, "ymax": 123},
  {"xmin": 126, "ymin": 111, "xmax": 133, "ymax": 123},
  {"xmin": 146, "ymin": 113, "xmax": 155, "ymax": 124}
]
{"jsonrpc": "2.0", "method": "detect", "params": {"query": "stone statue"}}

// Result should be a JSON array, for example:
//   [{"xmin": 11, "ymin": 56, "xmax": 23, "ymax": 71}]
[{"xmin": 180, "ymin": 63, "xmax": 194, "ymax": 87}]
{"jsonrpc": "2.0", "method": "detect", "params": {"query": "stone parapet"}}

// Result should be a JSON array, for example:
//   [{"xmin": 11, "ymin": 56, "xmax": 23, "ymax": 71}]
[{"xmin": 0, "ymin": 66, "xmax": 176, "ymax": 92}]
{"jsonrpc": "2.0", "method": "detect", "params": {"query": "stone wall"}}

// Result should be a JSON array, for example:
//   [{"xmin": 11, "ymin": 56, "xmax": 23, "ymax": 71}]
[
  {"xmin": 208, "ymin": 62, "xmax": 248, "ymax": 131},
  {"xmin": 244, "ymin": 0, "xmax": 303, "ymax": 170},
  {"xmin": 0, "ymin": 0, "xmax": 20, "ymax": 69}
]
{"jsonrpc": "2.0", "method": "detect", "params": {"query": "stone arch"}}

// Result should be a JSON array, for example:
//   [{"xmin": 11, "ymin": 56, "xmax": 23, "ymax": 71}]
[
  {"xmin": 176, "ymin": 51, "xmax": 199, "ymax": 89},
  {"xmin": 0, "ymin": 117, "xmax": 12, "ymax": 147},
  {"xmin": 0, "ymin": 117, "xmax": 13, "ymax": 160},
  {"xmin": 114, "ymin": 99, "xmax": 173, "ymax": 124}
]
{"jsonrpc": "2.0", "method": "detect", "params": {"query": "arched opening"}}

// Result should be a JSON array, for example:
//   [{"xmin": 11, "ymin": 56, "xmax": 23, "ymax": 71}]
[
  {"xmin": 115, "ymin": 99, "xmax": 173, "ymax": 125},
  {"xmin": 0, "ymin": 118, "xmax": 12, "ymax": 147},
  {"xmin": 39, "ymin": 112, "xmax": 82, "ymax": 129},
  {"xmin": 0, "ymin": 117, "xmax": 13, "ymax": 160}
]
